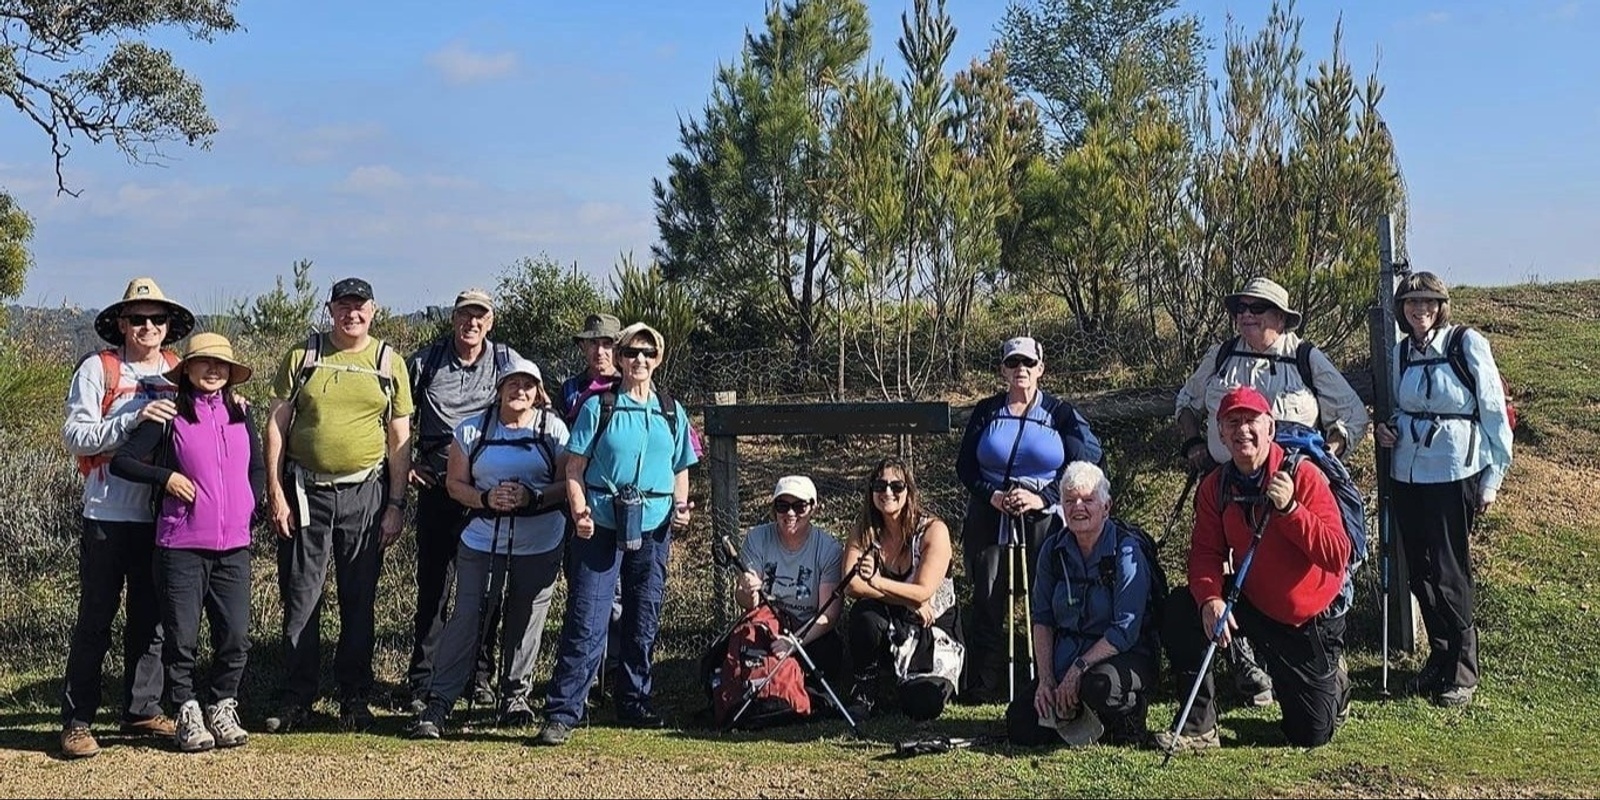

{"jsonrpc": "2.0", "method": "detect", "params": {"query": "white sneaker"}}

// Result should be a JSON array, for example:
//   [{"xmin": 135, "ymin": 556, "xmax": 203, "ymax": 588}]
[
  {"xmin": 175, "ymin": 700, "xmax": 216, "ymax": 752},
  {"xmin": 206, "ymin": 697, "xmax": 250, "ymax": 747}
]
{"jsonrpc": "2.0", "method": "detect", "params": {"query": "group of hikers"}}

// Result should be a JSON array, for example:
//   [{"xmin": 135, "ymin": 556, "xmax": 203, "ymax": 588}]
[{"xmin": 54, "ymin": 269, "xmax": 1513, "ymax": 758}]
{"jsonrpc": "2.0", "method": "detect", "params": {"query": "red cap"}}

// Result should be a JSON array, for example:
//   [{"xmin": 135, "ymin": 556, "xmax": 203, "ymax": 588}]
[{"xmin": 1216, "ymin": 386, "xmax": 1272, "ymax": 422}]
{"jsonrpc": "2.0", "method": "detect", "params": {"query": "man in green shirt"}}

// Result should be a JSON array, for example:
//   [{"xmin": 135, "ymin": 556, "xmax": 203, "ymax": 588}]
[{"xmin": 263, "ymin": 277, "xmax": 415, "ymax": 734}]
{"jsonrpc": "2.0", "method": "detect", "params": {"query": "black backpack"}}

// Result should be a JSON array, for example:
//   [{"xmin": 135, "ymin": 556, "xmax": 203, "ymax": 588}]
[
  {"xmin": 593, "ymin": 386, "xmax": 680, "ymax": 442},
  {"xmin": 1212, "ymin": 335, "xmax": 1320, "ymax": 397}
]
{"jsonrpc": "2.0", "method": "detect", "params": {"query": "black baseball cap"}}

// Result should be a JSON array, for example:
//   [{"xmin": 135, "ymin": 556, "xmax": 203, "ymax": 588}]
[{"xmin": 330, "ymin": 277, "xmax": 374, "ymax": 302}]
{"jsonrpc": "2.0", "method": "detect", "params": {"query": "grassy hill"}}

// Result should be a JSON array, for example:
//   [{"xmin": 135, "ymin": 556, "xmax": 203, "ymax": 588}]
[{"xmin": 2, "ymin": 281, "xmax": 1599, "ymax": 797}]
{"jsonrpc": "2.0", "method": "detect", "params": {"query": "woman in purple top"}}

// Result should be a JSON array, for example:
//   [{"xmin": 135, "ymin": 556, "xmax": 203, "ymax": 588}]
[{"xmin": 112, "ymin": 333, "xmax": 264, "ymax": 753}]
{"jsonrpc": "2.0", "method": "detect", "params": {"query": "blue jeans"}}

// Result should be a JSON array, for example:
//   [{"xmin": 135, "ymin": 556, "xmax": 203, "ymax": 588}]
[{"xmin": 543, "ymin": 522, "xmax": 672, "ymax": 726}]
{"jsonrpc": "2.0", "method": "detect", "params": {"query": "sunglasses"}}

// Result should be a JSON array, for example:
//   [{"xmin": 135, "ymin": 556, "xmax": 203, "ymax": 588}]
[
  {"xmin": 121, "ymin": 313, "xmax": 170, "ymax": 327},
  {"xmin": 1002, "ymin": 356, "xmax": 1038, "ymax": 369},
  {"xmin": 1232, "ymin": 301, "xmax": 1276, "ymax": 315},
  {"xmin": 870, "ymin": 479, "xmax": 908, "ymax": 495},
  {"xmin": 772, "ymin": 499, "xmax": 812, "ymax": 515},
  {"xmin": 619, "ymin": 346, "xmax": 659, "ymax": 360}
]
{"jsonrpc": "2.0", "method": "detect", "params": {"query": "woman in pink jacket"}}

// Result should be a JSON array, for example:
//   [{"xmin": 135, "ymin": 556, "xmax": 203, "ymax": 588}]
[{"xmin": 112, "ymin": 333, "xmax": 264, "ymax": 753}]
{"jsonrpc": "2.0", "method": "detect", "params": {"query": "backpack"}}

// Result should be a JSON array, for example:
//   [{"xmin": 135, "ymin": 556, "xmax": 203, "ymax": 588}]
[
  {"xmin": 1400, "ymin": 325, "xmax": 1519, "ymax": 431},
  {"xmin": 593, "ymin": 385, "xmax": 679, "ymax": 442},
  {"xmin": 1212, "ymin": 336, "xmax": 1320, "ymax": 397},
  {"xmin": 1223, "ymin": 421, "xmax": 1365, "ymax": 616},
  {"xmin": 1088, "ymin": 517, "xmax": 1169, "ymax": 637},
  {"xmin": 289, "ymin": 331, "xmax": 398, "ymax": 423},
  {"xmin": 74, "ymin": 347, "xmax": 181, "ymax": 476},
  {"xmin": 462, "ymin": 405, "xmax": 560, "ymax": 520},
  {"xmin": 415, "ymin": 338, "xmax": 514, "ymax": 393},
  {"xmin": 705, "ymin": 604, "xmax": 813, "ymax": 729}
]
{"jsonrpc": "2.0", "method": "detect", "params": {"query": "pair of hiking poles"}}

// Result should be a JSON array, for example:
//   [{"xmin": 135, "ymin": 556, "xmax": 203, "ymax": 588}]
[
  {"xmin": 1001, "ymin": 512, "xmax": 1036, "ymax": 704},
  {"xmin": 464, "ymin": 512, "xmax": 514, "ymax": 727}
]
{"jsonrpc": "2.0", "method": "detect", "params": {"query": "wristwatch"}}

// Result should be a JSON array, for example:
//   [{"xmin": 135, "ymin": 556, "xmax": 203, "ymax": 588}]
[
  {"xmin": 388, "ymin": 497, "xmax": 408, "ymax": 511},
  {"xmin": 1072, "ymin": 656, "xmax": 1091, "ymax": 673}
]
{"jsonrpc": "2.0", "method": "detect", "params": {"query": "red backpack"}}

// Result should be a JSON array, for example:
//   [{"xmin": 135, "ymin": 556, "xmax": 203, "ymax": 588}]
[
  {"xmin": 710, "ymin": 605, "xmax": 812, "ymax": 729},
  {"xmin": 74, "ymin": 348, "xmax": 180, "ymax": 476}
]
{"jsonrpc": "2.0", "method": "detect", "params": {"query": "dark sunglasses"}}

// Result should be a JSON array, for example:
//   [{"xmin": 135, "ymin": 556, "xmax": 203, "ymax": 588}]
[
  {"xmin": 1232, "ymin": 301, "xmax": 1276, "ymax": 315},
  {"xmin": 772, "ymin": 499, "xmax": 812, "ymax": 515},
  {"xmin": 619, "ymin": 346, "xmax": 659, "ymax": 360},
  {"xmin": 870, "ymin": 479, "xmax": 908, "ymax": 495},
  {"xmin": 1002, "ymin": 356, "xmax": 1038, "ymax": 369},
  {"xmin": 121, "ymin": 313, "xmax": 170, "ymax": 326}
]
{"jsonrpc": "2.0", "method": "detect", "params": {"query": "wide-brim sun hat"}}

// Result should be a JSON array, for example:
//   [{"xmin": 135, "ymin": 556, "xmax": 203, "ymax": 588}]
[
  {"xmin": 162, "ymin": 332, "xmax": 252, "ymax": 385},
  {"xmin": 94, "ymin": 277, "xmax": 196, "ymax": 346},
  {"xmin": 1047, "ymin": 703, "xmax": 1104, "ymax": 746},
  {"xmin": 1223, "ymin": 277, "xmax": 1302, "ymax": 331}
]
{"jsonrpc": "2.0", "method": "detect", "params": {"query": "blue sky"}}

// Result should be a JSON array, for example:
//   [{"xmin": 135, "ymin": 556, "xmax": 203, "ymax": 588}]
[{"xmin": 1, "ymin": 0, "xmax": 1596, "ymax": 314}]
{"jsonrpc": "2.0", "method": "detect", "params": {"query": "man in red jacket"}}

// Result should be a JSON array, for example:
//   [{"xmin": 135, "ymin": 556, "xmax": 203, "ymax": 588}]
[{"xmin": 1157, "ymin": 386, "xmax": 1351, "ymax": 751}]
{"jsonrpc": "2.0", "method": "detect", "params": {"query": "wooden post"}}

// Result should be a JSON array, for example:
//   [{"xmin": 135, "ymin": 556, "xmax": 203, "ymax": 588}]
[
  {"xmin": 1374, "ymin": 213, "xmax": 1417, "ymax": 655},
  {"xmin": 709, "ymin": 391, "xmax": 740, "ymax": 632}
]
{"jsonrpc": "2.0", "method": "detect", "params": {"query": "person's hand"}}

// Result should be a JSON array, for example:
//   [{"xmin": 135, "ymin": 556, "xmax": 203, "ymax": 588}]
[
  {"xmin": 1325, "ymin": 428, "xmax": 1348, "ymax": 458},
  {"xmin": 408, "ymin": 467, "xmax": 436, "ymax": 488},
  {"xmin": 671, "ymin": 500, "xmax": 694, "ymax": 532},
  {"xmin": 914, "ymin": 601, "xmax": 936, "ymax": 628},
  {"xmin": 380, "ymin": 505, "xmax": 404, "ymax": 548},
  {"xmin": 1374, "ymin": 422, "xmax": 1398, "ymax": 448},
  {"xmin": 771, "ymin": 633, "xmax": 799, "ymax": 659},
  {"xmin": 989, "ymin": 490, "xmax": 1008, "ymax": 513},
  {"xmin": 1200, "ymin": 597, "xmax": 1236, "ymax": 648},
  {"xmin": 1185, "ymin": 441, "xmax": 1215, "ymax": 474},
  {"xmin": 269, "ymin": 489, "xmax": 294, "ymax": 539},
  {"xmin": 739, "ymin": 571, "xmax": 763, "ymax": 597},
  {"xmin": 503, "ymin": 481, "xmax": 531, "ymax": 510},
  {"xmin": 1054, "ymin": 668, "xmax": 1081, "ymax": 713},
  {"xmin": 573, "ymin": 506, "xmax": 594, "ymax": 539},
  {"xmin": 1004, "ymin": 488, "xmax": 1043, "ymax": 516},
  {"xmin": 1033, "ymin": 676, "xmax": 1057, "ymax": 720},
  {"xmin": 136, "ymin": 398, "xmax": 177, "ymax": 425},
  {"xmin": 1266, "ymin": 470, "xmax": 1297, "ymax": 513},
  {"xmin": 164, "ymin": 471, "xmax": 197, "ymax": 503},
  {"xmin": 1472, "ymin": 481, "xmax": 1495, "ymax": 515}
]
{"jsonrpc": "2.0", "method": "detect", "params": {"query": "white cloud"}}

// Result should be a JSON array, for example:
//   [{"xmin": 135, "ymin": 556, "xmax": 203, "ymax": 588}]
[
  {"xmin": 294, "ymin": 122, "xmax": 387, "ymax": 165},
  {"xmin": 337, "ymin": 164, "xmax": 407, "ymax": 194},
  {"xmin": 427, "ymin": 41, "xmax": 519, "ymax": 85}
]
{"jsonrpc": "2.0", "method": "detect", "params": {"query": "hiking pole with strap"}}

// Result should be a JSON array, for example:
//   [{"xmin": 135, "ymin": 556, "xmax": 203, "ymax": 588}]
[
  {"xmin": 466, "ymin": 512, "xmax": 508, "ymax": 728},
  {"xmin": 1162, "ymin": 499, "xmax": 1274, "ymax": 767},
  {"xmin": 1002, "ymin": 513, "xmax": 1018, "ymax": 704},
  {"xmin": 723, "ymin": 542, "xmax": 875, "ymax": 737},
  {"xmin": 1014, "ymin": 512, "xmax": 1036, "ymax": 685}
]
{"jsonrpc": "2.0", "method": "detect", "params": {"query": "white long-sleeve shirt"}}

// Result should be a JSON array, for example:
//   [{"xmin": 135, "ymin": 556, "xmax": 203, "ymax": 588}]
[
  {"xmin": 62, "ymin": 351, "xmax": 176, "ymax": 522},
  {"xmin": 1389, "ymin": 324, "xmax": 1514, "ymax": 500}
]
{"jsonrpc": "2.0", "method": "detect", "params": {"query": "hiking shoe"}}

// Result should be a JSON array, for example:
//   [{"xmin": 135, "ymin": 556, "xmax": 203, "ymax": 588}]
[
  {"xmin": 339, "ymin": 702, "xmax": 376, "ymax": 733},
  {"xmin": 264, "ymin": 705, "xmax": 310, "ymax": 734},
  {"xmin": 844, "ymin": 690, "xmax": 875, "ymax": 723},
  {"xmin": 59, "ymin": 724, "xmax": 100, "ymax": 759},
  {"xmin": 1334, "ymin": 655, "xmax": 1352, "ymax": 729},
  {"xmin": 175, "ymin": 700, "xmax": 216, "ymax": 753},
  {"xmin": 1434, "ymin": 685, "xmax": 1476, "ymax": 708},
  {"xmin": 472, "ymin": 685, "xmax": 497, "ymax": 709},
  {"xmin": 120, "ymin": 713, "xmax": 178, "ymax": 737},
  {"xmin": 407, "ymin": 718, "xmax": 442, "ymax": 740},
  {"xmin": 498, "ymin": 697, "xmax": 536, "ymax": 728},
  {"xmin": 1408, "ymin": 655, "xmax": 1450, "ymax": 697},
  {"xmin": 206, "ymin": 698, "xmax": 249, "ymax": 747},
  {"xmin": 1153, "ymin": 727, "xmax": 1222, "ymax": 753},
  {"xmin": 617, "ymin": 705, "xmax": 666, "ymax": 730},
  {"xmin": 530, "ymin": 720, "xmax": 573, "ymax": 746},
  {"xmin": 1236, "ymin": 667, "xmax": 1274, "ymax": 708}
]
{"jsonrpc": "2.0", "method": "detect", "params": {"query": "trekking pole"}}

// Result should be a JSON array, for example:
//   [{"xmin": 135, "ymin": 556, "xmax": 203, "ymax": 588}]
[
  {"xmin": 1015, "ymin": 513, "xmax": 1035, "ymax": 683},
  {"xmin": 1162, "ymin": 501, "xmax": 1274, "ymax": 767},
  {"xmin": 1162, "ymin": 470, "xmax": 1201, "ymax": 545},
  {"xmin": 466, "ymin": 513, "xmax": 505, "ymax": 728},
  {"xmin": 1002, "ymin": 513, "xmax": 1017, "ymax": 704}
]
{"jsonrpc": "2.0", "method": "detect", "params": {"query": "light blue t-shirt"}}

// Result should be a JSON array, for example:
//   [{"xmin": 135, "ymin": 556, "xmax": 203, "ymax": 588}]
[
  {"xmin": 454, "ymin": 407, "xmax": 569, "ymax": 556},
  {"xmin": 567, "ymin": 388, "xmax": 698, "ymax": 531}
]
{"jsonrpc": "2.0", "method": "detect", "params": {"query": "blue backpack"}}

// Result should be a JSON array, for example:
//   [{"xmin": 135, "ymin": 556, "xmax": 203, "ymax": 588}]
[{"xmin": 1274, "ymin": 421, "xmax": 1366, "ymax": 615}]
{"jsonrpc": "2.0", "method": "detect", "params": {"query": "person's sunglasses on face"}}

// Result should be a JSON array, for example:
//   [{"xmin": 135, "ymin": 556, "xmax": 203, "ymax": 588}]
[
  {"xmin": 619, "ymin": 345, "xmax": 658, "ymax": 360},
  {"xmin": 1232, "ymin": 301, "xmax": 1275, "ymax": 315},
  {"xmin": 870, "ymin": 479, "xmax": 907, "ymax": 495},
  {"xmin": 772, "ymin": 499, "xmax": 811, "ymax": 515},
  {"xmin": 1002, "ymin": 356, "xmax": 1037, "ymax": 369},
  {"xmin": 122, "ymin": 313, "xmax": 170, "ymax": 327}
]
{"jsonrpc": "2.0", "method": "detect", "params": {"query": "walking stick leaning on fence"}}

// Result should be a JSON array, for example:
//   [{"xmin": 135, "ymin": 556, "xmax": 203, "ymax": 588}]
[
  {"xmin": 714, "ymin": 527, "xmax": 866, "ymax": 737},
  {"xmin": 1162, "ymin": 496, "xmax": 1275, "ymax": 766}
]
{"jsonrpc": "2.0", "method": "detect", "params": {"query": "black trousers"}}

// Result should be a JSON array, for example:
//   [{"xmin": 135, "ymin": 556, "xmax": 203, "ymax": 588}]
[
  {"xmin": 1393, "ymin": 476, "xmax": 1480, "ymax": 690},
  {"xmin": 960, "ymin": 498, "xmax": 1051, "ymax": 698},
  {"xmin": 1005, "ymin": 649, "xmax": 1158, "ymax": 746},
  {"xmin": 276, "ymin": 475, "xmax": 386, "ymax": 709},
  {"xmin": 157, "ymin": 546, "xmax": 251, "ymax": 706},
  {"xmin": 405, "ymin": 484, "xmax": 496, "ymax": 696},
  {"xmin": 847, "ymin": 598, "xmax": 961, "ymax": 720},
  {"xmin": 60, "ymin": 518, "xmax": 165, "ymax": 726},
  {"xmin": 1163, "ymin": 588, "xmax": 1348, "ymax": 748}
]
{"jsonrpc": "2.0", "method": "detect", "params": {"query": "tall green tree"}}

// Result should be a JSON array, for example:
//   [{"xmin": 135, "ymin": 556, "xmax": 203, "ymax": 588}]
[
  {"xmin": 999, "ymin": 0, "xmax": 1204, "ymax": 144},
  {"xmin": 493, "ymin": 254, "xmax": 607, "ymax": 377},
  {"xmin": 0, "ymin": 0, "xmax": 240, "ymax": 298},
  {"xmin": 0, "ymin": 194, "xmax": 31, "ymax": 299},
  {"xmin": 653, "ymin": 0, "xmax": 871, "ymax": 375}
]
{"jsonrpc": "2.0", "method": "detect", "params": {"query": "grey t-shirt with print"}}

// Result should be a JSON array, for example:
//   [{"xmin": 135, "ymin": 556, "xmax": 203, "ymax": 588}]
[{"xmin": 740, "ymin": 521, "xmax": 843, "ymax": 625}]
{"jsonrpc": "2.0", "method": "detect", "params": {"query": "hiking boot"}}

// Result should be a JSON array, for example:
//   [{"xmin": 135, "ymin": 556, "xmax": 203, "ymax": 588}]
[
  {"xmin": 264, "ymin": 705, "xmax": 310, "ymax": 734},
  {"xmin": 1153, "ymin": 727, "xmax": 1222, "ymax": 753},
  {"xmin": 1334, "ymin": 655, "xmax": 1352, "ymax": 729},
  {"xmin": 1408, "ymin": 654, "xmax": 1450, "ymax": 697},
  {"xmin": 617, "ymin": 705, "xmax": 666, "ymax": 730},
  {"xmin": 498, "ymin": 696, "xmax": 536, "ymax": 728},
  {"xmin": 472, "ymin": 685, "xmax": 497, "ymax": 709},
  {"xmin": 174, "ymin": 700, "xmax": 216, "ymax": 753},
  {"xmin": 844, "ymin": 688, "xmax": 875, "ymax": 723},
  {"xmin": 1235, "ymin": 667, "xmax": 1274, "ymax": 708},
  {"xmin": 206, "ymin": 698, "xmax": 249, "ymax": 747},
  {"xmin": 339, "ymin": 702, "xmax": 375, "ymax": 733},
  {"xmin": 120, "ymin": 713, "xmax": 178, "ymax": 737},
  {"xmin": 59, "ymin": 724, "xmax": 100, "ymax": 759},
  {"xmin": 408, "ymin": 718, "xmax": 442, "ymax": 739},
  {"xmin": 530, "ymin": 720, "xmax": 573, "ymax": 746},
  {"xmin": 1434, "ymin": 685, "xmax": 1476, "ymax": 708}
]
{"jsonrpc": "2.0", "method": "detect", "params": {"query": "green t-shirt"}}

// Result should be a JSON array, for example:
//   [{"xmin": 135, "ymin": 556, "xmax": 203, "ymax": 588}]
[{"xmin": 271, "ymin": 336, "xmax": 415, "ymax": 474}]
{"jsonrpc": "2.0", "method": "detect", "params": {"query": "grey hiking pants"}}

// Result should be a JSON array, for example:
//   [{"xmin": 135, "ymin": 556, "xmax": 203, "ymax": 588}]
[{"xmin": 426, "ymin": 541, "xmax": 562, "ymax": 711}]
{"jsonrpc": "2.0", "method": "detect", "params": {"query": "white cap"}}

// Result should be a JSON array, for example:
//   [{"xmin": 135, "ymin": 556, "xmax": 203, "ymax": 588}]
[
  {"xmin": 495, "ymin": 357, "xmax": 542, "ymax": 388},
  {"xmin": 1001, "ymin": 336, "xmax": 1042, "ymax": 362},
  {"xmin": 771, "ymin": 475, "xmax": 818, "ymax": 503}
]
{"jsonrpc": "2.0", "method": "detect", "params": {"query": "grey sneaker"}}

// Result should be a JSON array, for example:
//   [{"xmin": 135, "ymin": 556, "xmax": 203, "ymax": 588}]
[
  {"xmin": 1434, "ymin": 685, "xmax": 1476, "ymax": 708},
  {"xmin": 175, "ymin": 700, "xmax": 216, "ymax": 753},
  {"xmin": 1153, "ymin": 727, "xmax": 1221, "ymax": 753},
  {"xmin": 206, "ymin": 698, "xmax": 249, "ymax": 747},
  {"xmin": 530, "ymin": 720, "xmax": 573, "ymax": 746}
]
